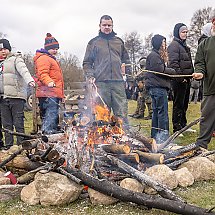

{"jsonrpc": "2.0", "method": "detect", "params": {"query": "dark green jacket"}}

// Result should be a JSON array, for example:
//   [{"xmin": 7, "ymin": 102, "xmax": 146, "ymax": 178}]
[
  {"xmin": 194, "ymin": 36, "xmax": 215, "ymax": 96},
  {"xmin": 83, "ymin": 32, "xmax": 131, "ymax": 82}
]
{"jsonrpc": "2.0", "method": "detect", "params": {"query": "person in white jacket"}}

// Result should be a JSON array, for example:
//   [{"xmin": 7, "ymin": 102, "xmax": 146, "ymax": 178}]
[{"xmin": 0, "ymin": 39, "xmax": 35, "ymax": 150}]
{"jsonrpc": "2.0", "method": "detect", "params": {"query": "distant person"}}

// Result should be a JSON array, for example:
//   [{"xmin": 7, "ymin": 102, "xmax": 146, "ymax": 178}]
[
  {"xmin": 0, "ymin": 39, "xmax": 35, "ymax": 150},
  {"xmin": 192, "ymin": 12, "xmax": 215, "ymax": 149},
  {"xmin": 0, "ymin": 55, "xmax": 4, "ymax": 149},
  {"xmin": 34, "ymin": 33, "xmax": 64, "ymax": 134},
  {"xmin": 168, "ymin": 23, "xmax": 195, "ymax": 136},
  {"xmin": 189, "ymin": 78, "xmax": 201, "ymax": 104},
  {"xmin": 145, "ymin": 34, "xmax": 176, "ymax": 143},
  {"xmin": 129, "ymin": 57, "xmax": 152, "ymax": 119},
  {"xmin": 83, "ymin": 15, "xmax": 131, "ymax": 127}
]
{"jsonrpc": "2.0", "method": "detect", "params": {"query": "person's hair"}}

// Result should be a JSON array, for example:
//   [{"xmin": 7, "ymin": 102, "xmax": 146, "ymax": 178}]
[
  {"xmin": 159, "ymin": 41, "xmax": 169, "ymax": 63},
  {"xmin": 100, "ymin": 15, "xmax": 113, "ymax": 24}
]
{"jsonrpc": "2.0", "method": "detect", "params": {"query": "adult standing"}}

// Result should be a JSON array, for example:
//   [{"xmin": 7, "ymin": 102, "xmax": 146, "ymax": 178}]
[
  {"xmin": 167, "ymin": 23, "xmax": 195, "ymax": 136},
  {"xmin": 83, "ymin": 15, "xmax": 131, "ymax": 126},
  {"xmin": 34, "ymin": 33, "xmax": 64, "ymax": 134},
  {"xmin": 0, "ymin": 55, "xmax": 4, "ymax": 149},
  {"xmin": 0, "ymin": 39, "xmax": 35, "ymax": 149},
  {"xmin": 193, "ymin": 12, "xmax": 215, "ymax": 149},
  {"xmin": 145, "ymin": 34, "xmax": 176, "ymax": 143}
]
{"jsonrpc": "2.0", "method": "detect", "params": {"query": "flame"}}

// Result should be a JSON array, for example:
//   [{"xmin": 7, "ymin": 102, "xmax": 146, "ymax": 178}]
[{"xmin": 95, "ymin": 105, "xmax": 110, "ymax": 121}]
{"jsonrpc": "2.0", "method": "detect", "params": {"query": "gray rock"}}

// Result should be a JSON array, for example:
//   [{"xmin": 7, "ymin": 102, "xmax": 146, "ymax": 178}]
[
  {"xmin": 120, "ymin": 178, "xmax": 144, "ymax": 193},
  {"xmin": 179, "ymin": 157, "xmax": 215, "ymax": 181},
  {"xmin": 174, "ymin": 167, "xmax": 194, "ymax": 187},
  {"xmin": 144, "ymin": 164, "xmax": 178, "ymax": 194},
  {"xmin": 0, "ymin": 185, "xmax": 25, "ymax": 202},
  {"xmin": 88, "ymin": 188, "xmax": 118, "ymax": 205}
]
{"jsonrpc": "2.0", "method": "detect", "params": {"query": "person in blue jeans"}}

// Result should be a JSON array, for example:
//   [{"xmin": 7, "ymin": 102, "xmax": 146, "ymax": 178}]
[{"xmin": 145, "ymin": 34, "xmax": 176, "ymax": 144}]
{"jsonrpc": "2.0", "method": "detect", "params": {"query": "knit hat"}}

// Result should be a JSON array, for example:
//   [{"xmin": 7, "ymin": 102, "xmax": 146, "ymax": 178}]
[
  {"xmin": 173, "ymin": 23, "xmax": 187, "ymax": 39},
  {"xmin": 151, "ymin": 34, "xmax": 166, "ymax": 50},
  {"xmin": 0, "ymin": 39, "xmax": 11, "ymax": 51},
  {"xmin": 44, "ymin": 33, "xmax": 59, "ymax": 50},
  {"xmin": 202, "ymin": 23, "xmax": 212, "ymax": 37},
  {"xmin": 209, "ymin": 9, "xmax": 215, "ymax": 23}
]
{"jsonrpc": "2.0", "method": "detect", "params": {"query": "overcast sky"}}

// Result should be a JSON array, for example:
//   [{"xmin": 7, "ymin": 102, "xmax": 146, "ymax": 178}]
[{"xmin": 1, "ymin": 0, "xmax": 213, "ymax": 64}]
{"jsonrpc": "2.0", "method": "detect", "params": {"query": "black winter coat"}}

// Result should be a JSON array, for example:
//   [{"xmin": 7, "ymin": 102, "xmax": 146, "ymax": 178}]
[
  {"xmin": 145, "ymin": 49, "xmax": 176, "ymax": 90},
  {"xmin": 167, "ymin": 38, "xmax": 194, "ymax": 83}
]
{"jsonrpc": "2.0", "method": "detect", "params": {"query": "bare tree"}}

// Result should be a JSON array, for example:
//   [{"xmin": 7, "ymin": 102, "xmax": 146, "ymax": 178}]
[
  {"xmin": 123, "ymin": 31, "xmax": 143, "ymax": 64},
  {"xmin": 187, "ymin": 7, "xmax": 213, "ymax": 58},
  {"xmin": 0, "ymin": 32, "xmax": 7, "ymax": 38},
  {"xmin": 142, "ymin": 33, "xmax": 153, "ymax": 57}
]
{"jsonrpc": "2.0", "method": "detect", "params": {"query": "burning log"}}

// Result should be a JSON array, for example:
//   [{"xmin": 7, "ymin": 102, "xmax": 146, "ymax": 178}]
[
  {"xmin": 129, "ymin": 129, "xmax": 157, "ymax": 152},
  {"xmin": 107, "ymin": 154, "xmax": 184, "ymax": 202},
  {"xmin": 65, "ymin": 166, "xmax": 215, "ymax": 215},
  {"xmin": 100, "ymin": 144, "xmax": 131, "ymax": 154},
  {"xmin": 134, "ymin": 150, "xmax": 164, "ymax": 164}
]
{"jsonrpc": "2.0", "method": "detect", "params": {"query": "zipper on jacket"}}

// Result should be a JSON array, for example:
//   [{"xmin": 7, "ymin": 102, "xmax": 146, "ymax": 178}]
[{"xmin": 107, "ymin": 40, "xmax": 113, "ymax": 80}]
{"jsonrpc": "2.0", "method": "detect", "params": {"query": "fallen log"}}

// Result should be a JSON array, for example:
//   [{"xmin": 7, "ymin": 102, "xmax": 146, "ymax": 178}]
[
  {"xmin": 107, "ymin": 154, "xmax": 183, "ymax": 202},
  {"xmin": 65, "ymin": 166, "xmax": 215, "ymax": 215},
  {"xmin": 134, "ymin": 150, "xmax": 164, "ymax": 164},
  {"xmin": 100, "ymin": 144, "xmax": 131, "ymax": 154}
]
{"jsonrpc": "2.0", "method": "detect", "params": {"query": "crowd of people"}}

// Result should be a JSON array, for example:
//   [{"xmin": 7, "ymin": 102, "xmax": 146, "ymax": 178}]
[{"xmin": 0, "ymin": 11, "xmax": 215, "ymax": 150}]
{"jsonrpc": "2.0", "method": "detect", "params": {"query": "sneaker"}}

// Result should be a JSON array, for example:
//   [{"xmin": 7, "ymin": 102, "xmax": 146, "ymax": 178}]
[
  {"xmin": 178, "ymin": 133, "xmax": 184, "ymax": 137},
  {"xmin": 185, "ymin": 128, "xmax": 197, "ymax": 133},
  {"xmin": 133, "ymin": 114, "xmax": 144, "ymax": 119}
]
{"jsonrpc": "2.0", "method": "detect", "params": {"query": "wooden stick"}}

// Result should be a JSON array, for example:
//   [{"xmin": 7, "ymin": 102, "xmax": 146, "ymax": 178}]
[
  {"xmin": 125, "ymin": 64, "xmax": 193, "ymax": 78},
  {"xmin": 117, "ymin": 153, "xmax": 140, "ymax": 164},
  {"xmin": 157, "ymin": 117, "xmax": 202, "ymax": 152}
]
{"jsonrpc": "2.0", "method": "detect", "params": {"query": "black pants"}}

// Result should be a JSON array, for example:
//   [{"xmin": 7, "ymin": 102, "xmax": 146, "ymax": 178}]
[
  {"xmin": 0, "ymin": 98, "xmax": 25, "ymax": 146},
  {"xmin": 0, "ymin": 109, "xmax": 3, "ymax": 147},
  {"xmin": 171, "ymin": 80, "xmax": 190, "ymax": 133}
]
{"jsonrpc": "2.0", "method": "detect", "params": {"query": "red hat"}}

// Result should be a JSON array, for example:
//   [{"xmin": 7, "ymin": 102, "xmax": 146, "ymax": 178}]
[{"xmin": 44, "ymin": 33, "xmax": 59, "ymax": 50}]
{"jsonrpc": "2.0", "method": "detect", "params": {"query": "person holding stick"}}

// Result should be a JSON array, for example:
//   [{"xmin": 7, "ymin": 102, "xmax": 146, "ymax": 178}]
[
  {"xmin": 168, "ymin": 23, "xmax": 195, "ymax": 136},
  {"xmin": 192, "ymin": 11, "xmax": 215, "ymax": 149},
  {"xmin": 145, "ymin": 34, "xmax": 176, "ymax": 143}
]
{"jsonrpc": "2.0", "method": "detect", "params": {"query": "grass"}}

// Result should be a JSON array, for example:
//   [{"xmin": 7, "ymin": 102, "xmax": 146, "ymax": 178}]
[{"xmin": 0, "ymin": 101, "xmax": 215, "ymax": 215}]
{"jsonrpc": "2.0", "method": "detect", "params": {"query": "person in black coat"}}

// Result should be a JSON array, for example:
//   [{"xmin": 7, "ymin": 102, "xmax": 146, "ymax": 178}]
[
  {"xmin": 145, "ymin": 34, "xmax": 175, "ymax": 143},
  {"xmin": 167, "ymin": 23, "xmax": 195, "ymax": 136}
]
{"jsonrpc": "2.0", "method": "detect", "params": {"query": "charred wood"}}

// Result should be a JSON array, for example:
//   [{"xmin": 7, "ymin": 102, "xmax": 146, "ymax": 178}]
[
  {"xmin": 107, "ymin": 155, "xmax": 184, "ymax": 202},
  {"xmin": 65, "ymin": 166, "xmax": 215, "ymax": 215}
]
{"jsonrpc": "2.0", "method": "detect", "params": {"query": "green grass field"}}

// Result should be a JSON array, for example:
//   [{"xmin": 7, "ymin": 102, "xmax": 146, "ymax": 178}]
[{"xmin": 0, "ymin": 100, "xmax": 214, "ymax": 215}]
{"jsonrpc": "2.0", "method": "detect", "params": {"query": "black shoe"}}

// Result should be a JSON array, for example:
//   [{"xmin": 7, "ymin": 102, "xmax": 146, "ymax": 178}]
[
  {"xmin": 133, "ymin": 114, "xmax": 144, "ymax": 119},
  {"xmin": 2, "ymin": 145, "xmax": 12, "ymax": 151},
  {"xmin": 128, "ymin": 113, "xmax": 137, "ymax": 117},
  {"xmin": 144, "ymin": 115, "xmax": 152, "ymax": 120}
]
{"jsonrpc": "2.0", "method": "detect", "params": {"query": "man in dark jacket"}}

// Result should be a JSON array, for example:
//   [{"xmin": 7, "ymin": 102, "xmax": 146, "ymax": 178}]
[
  {"xmin": 193, "ymin": 15, "xmax": 215, "ymax": 149},
  {"xmin": 83, "ymin": 15, "xmax": 131, "ymax": 126},
  {"xmin": 167, "ymin": 23, "xmax": 195, "ymax": 136}
]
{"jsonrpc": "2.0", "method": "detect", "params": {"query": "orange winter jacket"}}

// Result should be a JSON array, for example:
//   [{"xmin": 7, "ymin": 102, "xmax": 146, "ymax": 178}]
[{"xmin": 34, "ymin": 51, "xmax": 64, "ymax": 98}]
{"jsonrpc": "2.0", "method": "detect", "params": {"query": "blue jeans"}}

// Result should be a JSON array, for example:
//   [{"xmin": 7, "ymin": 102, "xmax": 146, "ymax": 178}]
[
  {"xmin": 39, "ymin": 97, "xmax": 60, "ymax": 134},
  {"xmin": 149, "ymin": 88, "xmax": 169, "ymax": 143}
]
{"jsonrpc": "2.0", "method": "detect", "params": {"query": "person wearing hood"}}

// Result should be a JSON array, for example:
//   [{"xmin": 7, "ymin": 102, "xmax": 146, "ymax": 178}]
[
  {"xmin": 0, "ymin": 56, "xmax": 4, "ymax": 149},
  {"xmin": 34, "ymin": 33, "xmax": 64, "ymax": 134},
  {"xmin": 167, "ymin": 23, "xmax": 195, "ymax": 136},
  {"xmin": 192, "ymin": 11, "xmax": 215, "ymax": 149},
  {"xmin": 0, "ymin": 39, "xmax": 35, "ymax": 149},
  {"xmin": 198, "ymin": 23, "xmax": 212, "ymax": 45},
  {"xmin": 145, "ymin": 34, "xmax": 176, "ymax": 143},
  {"xmin": 83, "ymin": 15, "xmax": 131, "ymax": 127}
]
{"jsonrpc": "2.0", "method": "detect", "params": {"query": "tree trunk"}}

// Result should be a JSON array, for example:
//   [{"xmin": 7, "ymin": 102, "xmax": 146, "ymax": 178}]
[{"xmin": 65, "ymin": 167, "xmax": 215, "ymax": 215}]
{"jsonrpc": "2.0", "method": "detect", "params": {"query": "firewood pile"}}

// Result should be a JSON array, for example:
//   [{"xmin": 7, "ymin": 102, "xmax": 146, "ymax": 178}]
[{"xmin": 0, "ymin": 106, "xmax": 215, "ymax": 215}]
